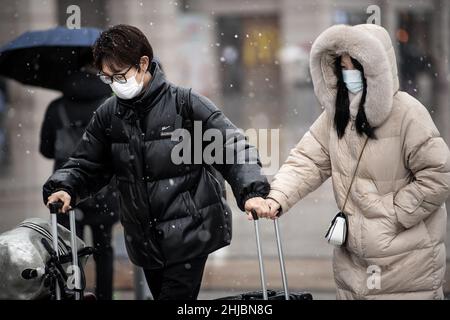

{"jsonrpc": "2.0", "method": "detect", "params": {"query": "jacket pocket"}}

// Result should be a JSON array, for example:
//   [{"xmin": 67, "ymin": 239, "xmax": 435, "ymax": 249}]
[
  {"xmin": 392, "ymin": 185, "xmax": 436, "ymax": 229},
  {"xmin": 393, "ymin": 185, "xmax": 424, "ymax": 215},
  {"xmin": 358, "ymin": 192, "xmax": 404, "ymax": 257},
  {"xmin": 380, "ymin": 192, "xmax": 401, "ymax": 230},
  {"xmin": 181, "ymin": 191, "xmax": 202, "ymax": 220},
  {"xmin": 205, "ymin": 167, "xmax": 224, "ymax": 204},
  {"xmin": 357, "ymin": 191, "xmax": 396, "ymax": 221},
  {"xmin": 115, "ymin": 179, "xmax": 143, "ymax": 224},
  {"xmin": 122, "ymin": 221, "xmax": 164, "ymax": 267},
  {"xmin": 192, "ymin": 166, "xmax": 224, "ymax": 210}
]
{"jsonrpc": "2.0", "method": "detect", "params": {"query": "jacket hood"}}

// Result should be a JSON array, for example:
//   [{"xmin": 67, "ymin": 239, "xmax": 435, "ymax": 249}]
[{"xmin": 309, "ymin": 24, "xmax": 399, "ymax": 127}]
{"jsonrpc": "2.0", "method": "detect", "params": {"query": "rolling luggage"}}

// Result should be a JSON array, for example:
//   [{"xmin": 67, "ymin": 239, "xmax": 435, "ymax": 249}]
[
  {"xmin": 46, "ymin": 201, "xmax": 93, "ymax": 300},
  {"xmin": 0, "ymin": 202, "xmax": 93, "ymax": 300},
  {"xmin": 218, "ymin": 210, "xmax": 312, "ymax": 300}
]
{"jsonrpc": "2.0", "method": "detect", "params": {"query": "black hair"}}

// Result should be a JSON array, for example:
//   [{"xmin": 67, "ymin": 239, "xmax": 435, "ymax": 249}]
[
  {"xmin": 92, "ymin": 24, "xmax": 153, "ymax": 72},
  {"xmin": 333, "ymin": 56, "xmax": 376, "ymax": 139}
]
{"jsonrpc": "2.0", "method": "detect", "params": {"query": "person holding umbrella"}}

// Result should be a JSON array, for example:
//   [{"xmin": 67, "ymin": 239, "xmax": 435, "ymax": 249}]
[
  {"xmin": 0, "ymin": 26, "xmax": 120, "ymax": 300},
  {"xmin": 43, "ymin": 24, "xmax": 270, "ymax": 300}
]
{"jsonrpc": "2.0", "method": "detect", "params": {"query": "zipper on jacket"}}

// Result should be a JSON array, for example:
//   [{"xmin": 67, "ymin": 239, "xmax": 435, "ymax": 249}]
[
  {"xmin": 133, "ymin": 119, "xmax": 153, "ymax": 222},
  {"xmin": 134, "ymin": 117, "xmax": 166, "ymax": 264},
  {"xmin": 350, "ymin": 115, "xmax": 356, "ymax": 131}
]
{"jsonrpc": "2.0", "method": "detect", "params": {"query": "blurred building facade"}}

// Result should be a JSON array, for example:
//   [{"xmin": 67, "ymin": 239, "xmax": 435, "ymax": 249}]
[{"xmin": 0, "ymin": 0, "xmax": 449, "ymax": 298}]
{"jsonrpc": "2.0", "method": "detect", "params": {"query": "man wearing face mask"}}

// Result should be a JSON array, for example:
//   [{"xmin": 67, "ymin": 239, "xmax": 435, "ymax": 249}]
[{"xmin": 43, "ymin": 24, "xmax": 270, "ymax": 300}]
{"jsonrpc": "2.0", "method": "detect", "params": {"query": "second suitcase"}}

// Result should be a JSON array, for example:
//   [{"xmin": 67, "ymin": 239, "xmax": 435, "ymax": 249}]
[{"xmin": 218, "ymin": 209, "xmax": 313, "ymax": 300}]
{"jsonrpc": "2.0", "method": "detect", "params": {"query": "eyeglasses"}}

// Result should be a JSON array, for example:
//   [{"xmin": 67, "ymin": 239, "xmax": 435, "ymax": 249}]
[{"xmin": 97, "ymin": 65, "xmax": 135, "ymax": 84}]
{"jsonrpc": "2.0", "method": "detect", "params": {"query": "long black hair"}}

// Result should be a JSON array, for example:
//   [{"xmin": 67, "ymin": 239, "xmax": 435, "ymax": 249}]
[{"xmin": 333, "ymin": 56, "xmax": 376, "ymax": 139}]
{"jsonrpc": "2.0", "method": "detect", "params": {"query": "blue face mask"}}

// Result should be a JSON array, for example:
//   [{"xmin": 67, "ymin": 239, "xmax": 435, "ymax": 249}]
[{"xmin": 342, "ymin": 69, "xmax": 363, "ymax": 94}]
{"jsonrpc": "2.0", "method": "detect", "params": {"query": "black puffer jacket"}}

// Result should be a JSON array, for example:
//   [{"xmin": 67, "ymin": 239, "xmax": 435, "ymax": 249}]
[{"xmin": 43, "ymin": 60, "xmax": 269, "ymax": 268}]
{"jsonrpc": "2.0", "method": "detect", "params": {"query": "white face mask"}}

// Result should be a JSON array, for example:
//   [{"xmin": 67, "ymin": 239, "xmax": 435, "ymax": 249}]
[
  {"xmin": 110, "ymin": 69, "xmax": 144, "ymax": 100},
  {"xmin": 342, "ymin": 69, "xmax": 363, "ymax": 94}
]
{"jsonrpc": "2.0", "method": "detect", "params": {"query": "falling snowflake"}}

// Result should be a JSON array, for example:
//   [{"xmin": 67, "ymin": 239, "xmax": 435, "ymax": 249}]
[{"xmin": 198, "ymin": 230, "xmax": 211, "ymax": 242}]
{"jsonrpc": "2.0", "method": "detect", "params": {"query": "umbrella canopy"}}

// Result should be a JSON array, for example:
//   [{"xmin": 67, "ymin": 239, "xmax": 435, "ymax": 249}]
[{"xmin": 0, "ymin": 27, "xmax": 102, "ymax": 90}]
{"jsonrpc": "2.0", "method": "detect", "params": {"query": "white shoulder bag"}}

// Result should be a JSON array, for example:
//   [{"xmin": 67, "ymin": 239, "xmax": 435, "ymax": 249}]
[{"xmin": 325, "ymin": 136, "xmax": 369, "ymax": 246}]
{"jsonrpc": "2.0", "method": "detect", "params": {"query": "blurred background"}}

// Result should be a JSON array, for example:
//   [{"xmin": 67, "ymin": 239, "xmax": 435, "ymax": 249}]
[{"xmin": 0, "ymin": 0, "xmax": 449, "ymax": 299}]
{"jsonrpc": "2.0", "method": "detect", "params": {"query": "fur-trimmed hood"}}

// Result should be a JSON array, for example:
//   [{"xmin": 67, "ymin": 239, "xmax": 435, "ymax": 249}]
[{"xmin": 309, "ymin": 24, "xmax": 399, "ymax": 128}]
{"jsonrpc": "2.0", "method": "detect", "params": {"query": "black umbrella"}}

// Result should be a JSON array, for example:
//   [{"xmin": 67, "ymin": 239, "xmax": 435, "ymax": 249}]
[{"xmin": 0, "ymin": 26, "xmax": 102, "ymax": 91}]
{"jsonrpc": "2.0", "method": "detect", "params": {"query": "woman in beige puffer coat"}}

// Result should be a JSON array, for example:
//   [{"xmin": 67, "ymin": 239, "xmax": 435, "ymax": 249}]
[{"xmin": 265, "ymin": 24, "xmax": 450, "ymax": 299}]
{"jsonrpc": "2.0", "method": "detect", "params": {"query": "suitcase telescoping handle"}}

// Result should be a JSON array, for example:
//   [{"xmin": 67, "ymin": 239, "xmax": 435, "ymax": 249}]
[
  {"xmin": 48, "ymin": 201, "xmax": 81, "ymax": 300},
  {"xmin": 251, "ymin": 209, "xmax": 290, "ymax": 300},
  {"xmin": 251, "ymin": 209, "xmax": 268, "ymax": 300}
]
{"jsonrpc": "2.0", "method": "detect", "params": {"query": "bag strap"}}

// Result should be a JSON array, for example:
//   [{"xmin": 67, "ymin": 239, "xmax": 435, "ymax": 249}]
[
  {"xmin": 175, "ymin": 86, "xmax": 193, "ymax": 129},
  {"xmin": 175, "ymin": 87, "xmax": 227, "ymax": 199},
  {"xmin": 341, "ymin": 135, "xmax": 369, "ymax": 213}
]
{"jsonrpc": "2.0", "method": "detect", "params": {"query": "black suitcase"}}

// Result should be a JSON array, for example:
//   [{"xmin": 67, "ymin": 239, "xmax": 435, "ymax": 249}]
[{"xmin": 217, "ymin": 210, "xmax": 313, "ymax": 300}]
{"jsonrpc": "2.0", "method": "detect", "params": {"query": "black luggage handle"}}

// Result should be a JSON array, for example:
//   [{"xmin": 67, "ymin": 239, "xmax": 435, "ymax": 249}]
[{"xmin": 49, "ymin": 201, "xmax": 64, "ymax": 214}]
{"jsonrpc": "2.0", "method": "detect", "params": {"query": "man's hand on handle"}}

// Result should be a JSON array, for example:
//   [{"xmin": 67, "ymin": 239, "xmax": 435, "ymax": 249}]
[{"xmin": 46, "ymin": 190, "xmax": 71, "ymax": 213}]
